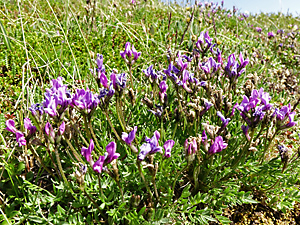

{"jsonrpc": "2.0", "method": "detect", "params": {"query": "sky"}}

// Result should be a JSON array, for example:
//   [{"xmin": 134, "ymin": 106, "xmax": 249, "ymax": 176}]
[{"xmin": 164, "ymin": 0, "xmax": 300, "ymax": 16}]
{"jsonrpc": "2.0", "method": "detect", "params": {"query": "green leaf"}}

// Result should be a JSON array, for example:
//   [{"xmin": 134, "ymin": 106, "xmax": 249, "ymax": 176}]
[
  {"xmin": 57, "ymin": 204, "xmax": 65, "ymax": 215},
  {"xmin": 28, "ymin": 215, "xmax": 44, "ymax": 223},
  {"xmin": 0, "ymin": 20, "xmax": 11, "ymax": 51},
  {"xmin": 0, "ymin": 113, "xmax": 5, "ymax": 133},
  {"xmin": 138, "ymin": 206, "xmax": 146, "ymax": 216},
  {"xmin": 215, "ymin": 215, "xmax": 232, "ymax": 225}
]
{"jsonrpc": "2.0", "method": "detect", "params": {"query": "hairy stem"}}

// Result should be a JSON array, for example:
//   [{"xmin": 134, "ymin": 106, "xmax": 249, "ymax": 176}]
[
  {"xmin": 104, "ymin": 110, "xmax": 121, "ymax": 141},
  {"xmin": 28, "ymin": 145, "xmax": 56, "ymax": 178}
]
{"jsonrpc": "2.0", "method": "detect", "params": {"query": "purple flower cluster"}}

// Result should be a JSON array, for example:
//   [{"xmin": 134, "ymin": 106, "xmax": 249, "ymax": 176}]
[
  {"xmin": 255, "ymin": 27, "xmax": 262, "ymax": 33},
  {"xmin": 196, "ymin": 31, "xmax": 213, "ymax": 51},
  {"xmin": 81, "ymin": 139, "xmax": 120, "ymax": 174},
  {"xmin": 138, "ymin": 131, "xmax": 174, "ymax": 160},
  {"xmin": 225, "ymin": 53, "xmax": 249, "ymax": 81},
  {"xmin": 273, "ymin": 103, "xmax": 297, "ymax": 130},
  {"xmin": 184, "ymin": 137, "xmax": 197, "ymax": 156},
  {"xmin": 163, "ymin": 53, "xmax": 205, "ymax": 93},
  {"xmin": 200, "ymin": 57, "xmax": 221, "ymax": 74},
  {"xmin": 6, "ymin": 118, "xmax": 37, "ymax": 147},
  {"xmin": 122, "ymin": 126, "xmax": 137, "ymax": 146},
  {"xmin": 143, "ymin": 65, "xmax": 161, "ymax": 81},
  {"xmin": 71, "ymin": 88, "xmax": 99, "ymax": 114},
  {"xmin": 120, "ymin": 42, "xmax": 141, "ymax": 65},
  {"xmin": 237, "ymin": 88, "xmax": 273, "ymax": 136},
  {"xmin": 267, "ymin": 31, "xmax": 275, "ymax": 38},
  {"xmin": 208, "ymin": 136, "xmax": 228, "ymax": 154}
]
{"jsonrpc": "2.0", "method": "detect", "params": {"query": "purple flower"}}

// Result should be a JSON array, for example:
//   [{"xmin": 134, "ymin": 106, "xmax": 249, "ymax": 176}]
[
  {"xmin": 180, "ymin": 70, "xmax": 193, "ymax": 93},
  {"xmin": 268, "ymin": 31, "xmax": 275, "ymax": 38},
  {"xmin": 196, "ymin": 31, "xmax": 213, "ymax": 50},
  {"xmin": 111, "ymin": 73, "xmax": 127, "ymax": 90},
  {"xmin": 237, "ymin": 90, "xmax": 260, "ymax": 112},
  {"xmin": 93, "ymin": 141, "xmax": 120, "ymax": 174},
  {"xmin": 277, "ymin": 29, "xmax": 284, "ymax": 34},
  {"xmin": 29, "ymin": 103, "xmax": 43, "ymax": 116},
  {"xmin": 241, "ymin": 125, "xmax": 250, "ymax": 141},
  {"xmin": 24, "ymin": 118, "xmax": 37, "ymax": 135},
  {"xmin": 143, "ymin": 65, "xmax": 159, "ymax": 80},
  {"xmin": 43, "ymin": 93, "xmax": 58, "ymax": 117},
  {"xmin": 238, "ymin": 53, "xmax": 249, "ymax": 69},
  {"xmin": 163, "ymin": 63, "xmax": 180, "ymax": 82},
  {"xmin": 148, "ymin": 105, "xmax": 163, "ymax": 117},
  {"xmin": 237, "ymin": 88, "xmax": 273, "ymax": 127},
  {"xmin": 81, "ymin": 139, "xmax": 94, "ymax": 163},
  {"xmin": 208, "ymin": 136, "xmax": 227, "ymax": 154},
  {"xmin": 138, "ymin": 143, "xmax": 152, "ymax": 161},
  {"xmin": 159, "ymin": 80, "xmax": 168, "ymax": 101},
  {"xmin": 200, "ymin": 100, "xmax": 213, "ymax": 116},
  {"xmin": 201, "ymin": 57, "xmax": 221, "ymax": 74},
  {"xmin": 99, "ymin": 73, "xmax": 108, "ymax": 88},
  {"xmin": 279, "ymin": 112, "xmax": 297, "ymax": 130},
  {"xmin": 93, "ymin": 156, "xmax": 105, "ymax": 173},
  {"xmin": 163, "ymin": 140, "xmax": 175, "ymax": 158},
  {"xmin": 96, "ymin": 53, "xmax": 105, "ymax": 73},
  {"xmin": 138, "ymin": 131, "xmax": 162, "ymax": 161},
  {"xmin": 6, "ymin": 120, "xmax": 27, "ymax": 146},
  {"xmin": 277, "ymin": 144, "xmax": 287, "ymax": 161},
  {"xmin": 16, "ymin": 131, "xmax": 26, "ymax": 147},
  {"xmin": 184, "ymin": 138, "xmax": 197, "ymax": 155},
  {"xmin": 176, "ymin": 52, "xmax": 188, "ymax": 71},
  {"xmin": 120, "ymin": 42, "xmax": 141, "ymax": 64},
  {"xmin": 59, "ymin": 121, "xmax": 65, "ymax": 135},
  {"xmin": 242, "ymin": 13, "xmax": 249, "ymax": 18},
  {"xmin": 104, "ymin": 141, "xmax": 120, "ymax": 164},
  {"xmin": 132, "ymin": 45, "xmax": 141, "ymax": 62},
  {"xmin": 202, "ymin": 130, "xmax": 207, "ymax": 144},
  {"xmin": 122, "ymin": 126, "xmax": 137, "ymax": 146},
  {"xmin": 274, "ymin": 103, "xmax": 291, "ymax": 121},
  {"xmin": 183, "ymin": 54, "xmax": 192, "ymax": 62},
  {"xmin": 6, "ymin": 119, "xmax": 17, "ymax": 133},
  {"xmin": 217, "ymin": 111, "xmax": 230, "ymax": 128},
  {"xmin": 230, "ymin": 103, "xmax": 239, "ymax": 117},
  {"xmin": 120, "ymin": 42, "xmax": 132, "ymax": 59},
  {"xmin": 255, "ymin": 27, "xmax": 262, "ymax": 33},
  {"xmin": 45, "ymin": 122, "xmax": 55, "ymax": 140},
  {"xmin": 72, "ymin": 88, "xmax": 99, "ymax": 112}
]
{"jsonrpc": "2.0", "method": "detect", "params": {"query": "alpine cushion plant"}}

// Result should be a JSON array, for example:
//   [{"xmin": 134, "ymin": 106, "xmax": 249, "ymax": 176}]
[{"xmin": 3, "ymin": 2, "xmax": 300, "ymax": 223}]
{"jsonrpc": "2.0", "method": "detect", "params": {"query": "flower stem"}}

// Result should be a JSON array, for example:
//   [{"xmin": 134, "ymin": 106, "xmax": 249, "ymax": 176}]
[
  {"xmin": 137, "ymin": 161, "xmax": 153, "ymax": 202},
  {"xmin": 46, "ymin": 142, "xmax": 61, "ymax": 179},
  {"xmin": 116, "ymin": 99, "xmax": 126, "ymax": 132},
  {"xmin": 28, "ymin": 145, "xmax": 56, "ymax": 178},
  {"xmin": 129, "ymin": 64, "xmax": 134, "ymax": 91},
  {"xmin": 63, "ymin": 136, "xmax": 84, "ymax": 164},
  {"xmin": 104, "ymin": 110, "xmax": 121, "ymax": 141},
  {"xmin": 97, "ymin": 174, "xmax": 104, "ymax": 197},
  {"xmin": 54, "ymin": 146, "xmax": 77, "ymax": 200},
  {"xmin": 83, "ymin": 189, "xmax": 107, "ymax": 222},
  {"xmin": 88, "ymin": 120, "xmax": 103, "ymax": 153},
  {"xmin": 83, "ymin": 115, "xmax": 92, "ymax": 141}
]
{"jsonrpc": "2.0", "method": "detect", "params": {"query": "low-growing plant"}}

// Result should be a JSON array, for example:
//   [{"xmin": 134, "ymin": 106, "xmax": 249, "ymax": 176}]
[{"xmin": 1, "ymin": 0, "xmax": 300, "ymax": 224}]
